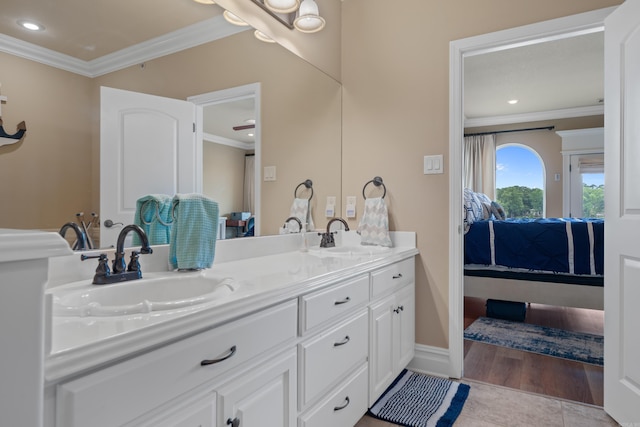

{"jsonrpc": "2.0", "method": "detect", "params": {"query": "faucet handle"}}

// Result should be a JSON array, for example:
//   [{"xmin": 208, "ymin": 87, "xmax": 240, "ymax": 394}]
[
  {"xmin": 127, "ymin": 251, "xmax": 141, "ymax": 272},
  {"xmin": 81, "ymin": 253, "xmax": 111, "ymax": 283}
]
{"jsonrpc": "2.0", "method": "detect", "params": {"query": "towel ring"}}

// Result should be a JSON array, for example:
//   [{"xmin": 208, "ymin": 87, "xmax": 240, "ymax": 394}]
[
  {"xmin": 362, "ymin": 176, "xmax": 386, "ymax": 199},
  {"xmin": 294, "ymin": 179, "xmax": 314, "ymax": 201},
  {"xmin": 140, "ymin": 199, "xmax": 173, "ymax": 226}
]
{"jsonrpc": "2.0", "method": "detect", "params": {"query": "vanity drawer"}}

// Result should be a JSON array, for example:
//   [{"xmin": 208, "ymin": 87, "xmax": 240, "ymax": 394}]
[
  {"xmin": 300, "ymin": 274, "xmax": 369, "ymax": 334},
  {"xmin": 298, "ymin": 363, "xmax": 368, "ymax": 427},
  {"xmin": 371, "ymin": 257, "xmax": 415, "ymax": 298},
  {"xmin": 56, "ymin": 300, "xmax": 297, "ymax": 427},
  {"xmin": 298, "ymin": 309, "xmax": 368, "ymax": 408}
]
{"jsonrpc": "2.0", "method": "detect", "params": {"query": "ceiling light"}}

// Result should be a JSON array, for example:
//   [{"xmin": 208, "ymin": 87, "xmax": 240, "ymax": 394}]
[
  {"xmin": 248, "ymin": 133, "xmax": 255, "ymax": 137},
  {"xmin": 254, "ymin": 30, "xmax": 276, "ymax": 43},
  {"xmin": 193, "ymin": 0, "xmax": 215, "ymax": 3},
  {"xmin": 264, "ymin": 0, "xmax": 300, "ymax": 14},
  {"xmin": 294, "ymin": 0, "xmax": 325, "ymax": 33},
  {"xmin": 17, "ymin": 20, "xmax": 44, "ymax": 31},
  {"xmin": 508, "ymin": 99, "xmax": 518, "ymax": 105},
  {"xmin": 223, "ymin": 10, "xmax": 249, "ymax": 26},
  {"xmin": 245, "ymin": 119, "xmax": 256, "ymax": 124}
]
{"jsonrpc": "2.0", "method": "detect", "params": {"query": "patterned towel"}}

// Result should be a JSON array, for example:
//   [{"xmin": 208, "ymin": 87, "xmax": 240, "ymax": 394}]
[
  {"xmin": 357, "ymin": 197, "xmax": 392, "ymax": 247},
  {"xmin": 133, "ymin": 194, "xmax": 173, "ymax": 245},
  {"xmin": 289, "ymin": 198, "xmax": 314, "ymax": 231},
  {"xmin": 169, "ymin": 194, "xmax": 219, "ymax": 270}
]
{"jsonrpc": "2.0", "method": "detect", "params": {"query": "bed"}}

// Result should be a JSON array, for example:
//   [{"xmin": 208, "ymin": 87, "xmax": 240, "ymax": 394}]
[{"xmin": 463, "ymin": 217, "xmax": 604, "ymax": 310}]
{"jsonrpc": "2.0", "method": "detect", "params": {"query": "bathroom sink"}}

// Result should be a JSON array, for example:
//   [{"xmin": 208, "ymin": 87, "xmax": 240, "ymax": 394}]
[
  {"xmin": 50, "ymin": 272, "xmax": 236, "ymax": 317},
  {"xmin": 309, "ymin": 245, "xmax": 391, "ymax": 257}
]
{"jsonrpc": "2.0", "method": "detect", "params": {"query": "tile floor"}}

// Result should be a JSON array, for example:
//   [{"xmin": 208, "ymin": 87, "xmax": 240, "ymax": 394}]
[{"xmin": 355, "ymin": 379, "xmax": 619, "ymax": 427}]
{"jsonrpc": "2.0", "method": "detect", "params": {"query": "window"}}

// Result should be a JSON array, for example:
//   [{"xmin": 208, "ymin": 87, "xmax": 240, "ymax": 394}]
[
  {"xmin": 495, "ymin": 144, "xmax": 545, "ymax": 218},
  {"xmin": 568, "ymin": 153, "xmax": 604, "ymax": 218}
]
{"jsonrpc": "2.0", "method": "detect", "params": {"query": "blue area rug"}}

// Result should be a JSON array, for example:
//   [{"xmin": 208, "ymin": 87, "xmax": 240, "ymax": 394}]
[
  {"xmin": 464, "ymin": 316, "xmax": 603, "ymax": 366},
  {"xmin": 368, "ymin": 369, "xmax": 470, "ymax": 427}
]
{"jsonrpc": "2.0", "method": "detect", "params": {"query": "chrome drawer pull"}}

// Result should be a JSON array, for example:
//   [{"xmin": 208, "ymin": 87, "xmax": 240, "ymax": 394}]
[
  {"xmin": 201, "ymin": 345, "xmax": 237, "ymax": 366},
  {"xmin": 334, "ymin": 296, "xmax": 351, "ymax": 305},
  {"xmin": 333, "ymin": 336, "xmax": 350, "ymax": 347},
  {"xmin": 334, "ymin": 396, "xmax": 350, "ymax": 411},
  {"xmin": 392, "ymin": 273, "xmax": 403, "ymax": 279}
]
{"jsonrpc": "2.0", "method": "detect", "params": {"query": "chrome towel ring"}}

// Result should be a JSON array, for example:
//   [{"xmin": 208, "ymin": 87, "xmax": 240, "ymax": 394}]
[{"xmin": 362, "ymin": 176, "xmax": 386, "ymax": 199}]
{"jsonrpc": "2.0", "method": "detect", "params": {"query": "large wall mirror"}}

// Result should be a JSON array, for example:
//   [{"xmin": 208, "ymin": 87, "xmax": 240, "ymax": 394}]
[{"xmin": 0, "ymin": 15, "xmax": 342, "ymax": 247}]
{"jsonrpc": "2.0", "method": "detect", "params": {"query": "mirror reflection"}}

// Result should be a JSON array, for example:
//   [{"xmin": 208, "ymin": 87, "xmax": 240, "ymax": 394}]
[{"xmin": 1, "ymin": 26, "xmax": 342, "ymax": 249}]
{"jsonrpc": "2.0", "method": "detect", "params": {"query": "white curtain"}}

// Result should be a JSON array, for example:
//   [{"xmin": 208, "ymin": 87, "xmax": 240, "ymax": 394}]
[
  {"xmin": 243, "ymin": 155, "xmax": 255, "ymax": 214},
  {"xmin": 464, "ymin": 134, "xmax": 496, "ymax": 199}
]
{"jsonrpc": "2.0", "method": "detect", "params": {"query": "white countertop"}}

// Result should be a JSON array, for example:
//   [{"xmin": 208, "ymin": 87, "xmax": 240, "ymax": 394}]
[{"xmin": 45, "ymin": 231, "xmax": 418, "ymax": 383}]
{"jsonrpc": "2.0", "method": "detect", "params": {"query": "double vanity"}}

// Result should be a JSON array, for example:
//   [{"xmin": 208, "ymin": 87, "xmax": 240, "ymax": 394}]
[{"xmin": 0, "ymin": 229, "xmax": 417, "ymax": 427}]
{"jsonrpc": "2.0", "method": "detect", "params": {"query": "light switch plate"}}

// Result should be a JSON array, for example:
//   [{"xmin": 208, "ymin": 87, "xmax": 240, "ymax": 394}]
[
  {"xmin": 424, "ymin": 155, "xmax": 444, "ymax": 174},
  {"xmin": 264, "ymin": 166, "xmax": 276, "ymax": 181}
]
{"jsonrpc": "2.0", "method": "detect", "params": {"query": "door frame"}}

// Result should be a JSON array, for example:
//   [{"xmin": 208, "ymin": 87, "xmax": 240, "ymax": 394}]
[
  {"xmin": 448, "ymin": 7, "xmax": 615, "ymax": 378},
  {"xmin": 188, "ymin": 83, "xmax": 262, "ymax": 237}
]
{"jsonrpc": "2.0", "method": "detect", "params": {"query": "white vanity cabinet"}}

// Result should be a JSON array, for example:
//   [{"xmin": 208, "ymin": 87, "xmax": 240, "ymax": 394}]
[
  {"xmin": 297, "ymin": 274, "xmax": 370, "ymax": 427},
  {"xmin": 368, "ymin": 258, "xmax": 416, "ymax": 405},
  {"xmin": 55, "ymin": 300, "xmax": 298, "ymax": 427}
]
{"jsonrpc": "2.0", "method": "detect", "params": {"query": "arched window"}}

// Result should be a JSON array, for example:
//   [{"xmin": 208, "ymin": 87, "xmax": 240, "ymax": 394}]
[{"xmin": 495, "ymin": 144, "xmax": 546, "ymax": 218}]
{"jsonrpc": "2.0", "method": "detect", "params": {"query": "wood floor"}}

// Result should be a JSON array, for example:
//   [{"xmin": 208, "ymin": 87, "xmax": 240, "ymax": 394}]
[{"xmin": 463, "ymin": 297, "xmax": 604, "ymax": 406}]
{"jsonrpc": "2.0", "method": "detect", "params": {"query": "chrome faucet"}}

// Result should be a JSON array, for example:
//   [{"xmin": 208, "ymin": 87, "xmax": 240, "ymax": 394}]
[
  {"xmin": 283, "ymin": 216, "xmax": 303, "ymax": 233},
  {"xmin": 59, "ymin": 222, "xmax": 88, "ymax": 251},
  {"xmin": 319, "ymin": 218, "xmax": 350, "ymax": 248},
  {"xmin": 81, "ymin": 224, "xmax": 153, "ymax": 285}
]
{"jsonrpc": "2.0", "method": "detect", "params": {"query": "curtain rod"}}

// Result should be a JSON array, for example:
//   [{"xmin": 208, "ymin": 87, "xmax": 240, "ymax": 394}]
[{"xmin": 464, "ymin": 125, "xmax": 555, "ymax": 137}]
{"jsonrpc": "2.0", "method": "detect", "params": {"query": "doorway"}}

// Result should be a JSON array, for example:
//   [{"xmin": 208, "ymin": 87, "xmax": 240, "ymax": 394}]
[
  {"xmin": 188, "ymin": 83, "xmax": 262, "ymax": 238},
  {"xmin": 448, "ymin": 7, "xmax": 613, "ymax": 384}
]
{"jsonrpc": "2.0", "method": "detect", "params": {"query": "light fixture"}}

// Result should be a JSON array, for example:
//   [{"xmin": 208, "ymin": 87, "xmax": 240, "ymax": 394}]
[
  {"xmin": 254, "ymin": 30, "xmax": 276, "ymax": 43},
  {"xmin": 294, "ymin": 0, "xmax": 325, "ymax": 33},
  {"xmin": 193, "ymin": 0, "xmax": 215, "ymax": 4},
  {"xmin": 508, "ymin": 99, "xmax": 519, "ymax": 105},
  {"xmin": 17, "ymin": 20, "xmax": 44, "ymax": 31},
  {"xmin": 223, "ymin": 10, "xmax": 249, "ymax": 26},
  {"xmin": 264, "ymin": 0, "xmax": 300, "ymax": 14}
]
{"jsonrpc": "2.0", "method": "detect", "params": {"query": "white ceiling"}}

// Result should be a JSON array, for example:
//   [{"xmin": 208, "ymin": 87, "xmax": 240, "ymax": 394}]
[
  {"xmin": 464, "ymin": 30, "xmax": 604, "ymax": 126},
  {"xmin": 1, "ymin": 2, "xmax": 605, "ymax": 130}
]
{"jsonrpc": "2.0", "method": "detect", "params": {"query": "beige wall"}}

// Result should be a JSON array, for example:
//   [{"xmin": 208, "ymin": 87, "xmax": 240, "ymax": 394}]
[
  {"xmin": 0, "ymin": 52, "xmax": 93, "ymax": 230},
  {"xmin": 341, "ymin": 0, "xmax": 621, "ymax": 349},
  {"xmin": 466, "ymin": 116, "xmax": 605, "ymax": 218}
]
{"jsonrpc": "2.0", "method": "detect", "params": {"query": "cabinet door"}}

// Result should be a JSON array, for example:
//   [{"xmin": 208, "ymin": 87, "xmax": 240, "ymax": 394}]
[
  {"xmin": 218, "ymin": 349, "xmax": 296, "ymax": 427},
  {"xmin": 396, "ymin": 283, "xmax": 415, "ymax": 371},
  {"xmin": 368, "ymin": 294, "xmax": 395, "ymax": 406}
]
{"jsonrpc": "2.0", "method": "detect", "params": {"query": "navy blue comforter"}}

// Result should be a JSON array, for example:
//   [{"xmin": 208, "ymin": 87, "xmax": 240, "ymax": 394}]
[{"xmin": 464, "ymin": 218, "xmax": 604, "ymax": 276}]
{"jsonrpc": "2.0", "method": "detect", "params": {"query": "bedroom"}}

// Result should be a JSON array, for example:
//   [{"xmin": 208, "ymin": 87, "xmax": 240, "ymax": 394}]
[{"xmin": 461, "ymin": 30, "xmax": 605, "ymax": 405}]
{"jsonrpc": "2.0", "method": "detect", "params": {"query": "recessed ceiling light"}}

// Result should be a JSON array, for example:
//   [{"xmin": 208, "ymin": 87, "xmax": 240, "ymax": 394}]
[
  {"xmin": 18, "ymin": 20, "xmax": 45, "ymax": 31},
  {"xmin": 193, "ymin": 0, "xmax": 215, "ymax": 3},
  {"xmin": 248, "ymin": 133, "xmax": 254, "ymax": 137},
  {"xmin": 508, "ymin": 99, "xmax": 518, "ymax": 105},
  {"xmin": 245, "ymin": 119, "xmax": 256, "ymax": 124}
]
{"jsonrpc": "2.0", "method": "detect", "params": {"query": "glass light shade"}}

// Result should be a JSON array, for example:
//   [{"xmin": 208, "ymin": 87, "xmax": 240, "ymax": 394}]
[
  {"xmin": 264, "ymin": 0, "xmax": 300, "ymax": 14},
  {"xmin": 223, "ymin": 10, "xmax": 249, "ymax": 26},
  {"xmin": 294, "ymin": 0, "xmax": 325, "ymax": 33},
  {"xmin": 254, "ymin": 30, "xmax": 276, "ymax": 43}
]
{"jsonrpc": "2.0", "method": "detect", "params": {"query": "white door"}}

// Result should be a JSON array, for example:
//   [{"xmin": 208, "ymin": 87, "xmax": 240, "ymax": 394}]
[
  {"xmin": 604, "ymin": 0, "xmax": 640, "ymax": 424},
  {"xmin": 100, "ymin": 87, "xmax": 199, "ymax": 248}
]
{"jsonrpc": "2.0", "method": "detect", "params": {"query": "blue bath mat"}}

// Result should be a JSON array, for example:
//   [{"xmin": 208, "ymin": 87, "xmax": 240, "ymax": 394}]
[
  {"xmin": 464, "ymin": 316, "xmax": 603, "ymax": 366},
  {"xmin": 368, "ymin": 369, "xmax": 470, "ymax": 427}
]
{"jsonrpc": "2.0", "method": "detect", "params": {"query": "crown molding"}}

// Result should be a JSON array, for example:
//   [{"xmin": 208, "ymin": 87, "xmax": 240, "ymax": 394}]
[
  {"xmin": 203, "ymin": 132, "xmax": 255, "ymax": 150},
  {"xmin": 0, "ymin": 15, "xmax": 250, "ymax": 78},
  {"xmin": 464, "ymin": 104, "xmax": 604, "ymax": 128}
]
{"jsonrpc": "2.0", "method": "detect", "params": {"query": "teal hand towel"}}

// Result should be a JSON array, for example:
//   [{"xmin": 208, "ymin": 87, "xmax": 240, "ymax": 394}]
[
  {"xmin": 169, "ymin": 193, "xmax": 219, "ymax": 270},
  {"xmin": 133, "ymin": 194, "xmax": 173, "ymax": 245}
]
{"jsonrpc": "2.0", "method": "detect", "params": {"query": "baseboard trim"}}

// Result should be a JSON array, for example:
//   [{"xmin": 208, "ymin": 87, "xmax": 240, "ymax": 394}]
[{"xmin": 408, "ymin": 344, "xmax": 457, "ymax": 378}]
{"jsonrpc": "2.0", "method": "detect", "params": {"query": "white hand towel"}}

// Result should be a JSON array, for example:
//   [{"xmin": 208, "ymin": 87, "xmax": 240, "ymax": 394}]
[
  {"xmin": 357, "ymin": 197, "xmax": 392, "ymax": 247},
  {"xmin": 289, "ymin": 198, "xmax": 314, "ymax": 231}
]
